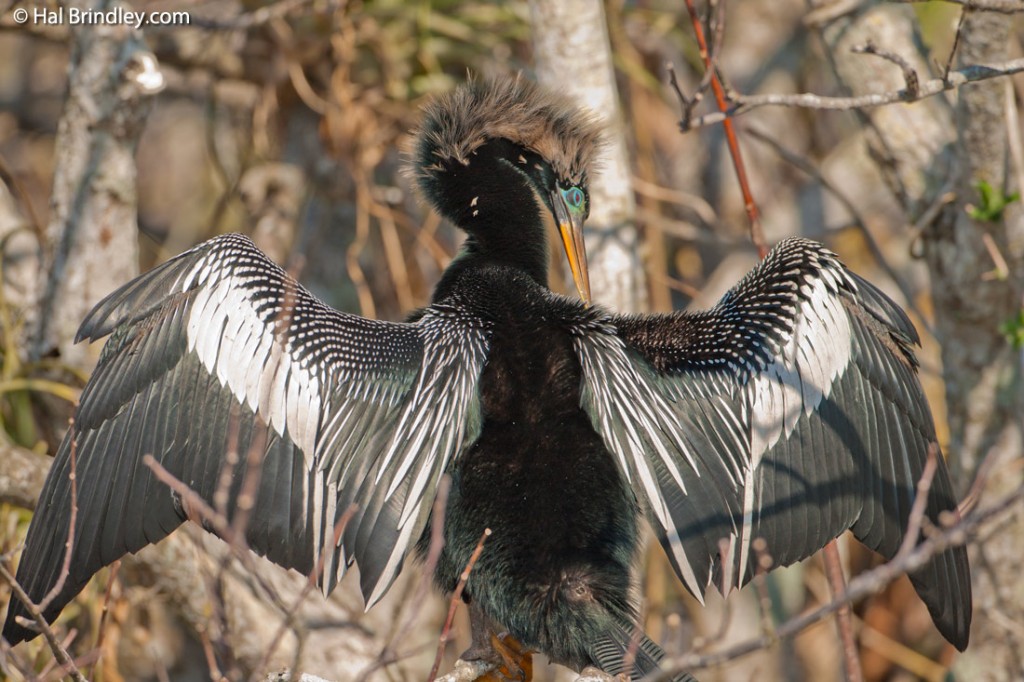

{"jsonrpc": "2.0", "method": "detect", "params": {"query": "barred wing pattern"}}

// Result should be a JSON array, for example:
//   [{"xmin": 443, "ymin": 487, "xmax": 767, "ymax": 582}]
[
  {"xmin": 574, "ymin": 238, "xmax": 970, "ymax": 650},
  {"xmin": 4, "ymin": 234, "xmax": 489, "ymax": 644}
]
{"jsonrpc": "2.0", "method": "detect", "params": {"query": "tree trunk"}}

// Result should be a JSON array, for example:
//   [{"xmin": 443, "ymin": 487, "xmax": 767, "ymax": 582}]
[
  {"xmin": 30, "ymin": 0, "xmax": 162, "ymax": 366},
  {"xmin": 819, "ymin": 4, "xmax": 1024, "ymax": 677},
  {"xmin": 529, "ymin": 0, "xmax": 646, "ymax": 313},
  {"xmin": 927, "ymin": 12, "xmax": 1024, "ymax": 680}
]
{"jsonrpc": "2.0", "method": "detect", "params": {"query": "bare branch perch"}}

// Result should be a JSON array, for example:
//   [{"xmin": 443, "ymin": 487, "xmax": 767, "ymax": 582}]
[
  {"xmin": 890, "ymin": 0, "xmax": 1024, "ymax": 14},
  {"xmin": 680, "ymin": 57, "xmax": 1024, "ymax": 130}
]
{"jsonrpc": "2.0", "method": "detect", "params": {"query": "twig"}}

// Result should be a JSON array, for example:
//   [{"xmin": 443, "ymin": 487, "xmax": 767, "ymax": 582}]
[
  {"xmin": 822, "ymin": 541, "xmax": 863, "ymax": 682},
  {"xmin": 980, "ymin": 233, "xmax": 1010, "ymax": 281},
  {"xmin": 682, "ymin": 0, "xmax": 766, "ymax": 258},
  {"xmin": 678, "ymin": 57, "xmax": 1024, "ymax": 129},
  {"xmin": 899, "ymin": 445, "xmax": 940, "ymax": 557},
  {"xmin": 750, "ymin": 538, "xmax": 775, "ymax": 638},
  {"xmin": 944, "ymin": 8, "xmax": 969, "ymax": 83},
  {"xmin": 37, "ymin": 631, "xmax": 99, "ymax": 682},
  {"xmin": 890, "ymin": 0, "xmax": 1024, "ymax": 14},
  {"xmin": 144, "ymin": 449, "xmax": 292, "ymax": 639},
  {"xmin": 394, "ymin": 477, "xmax": 451, "ymax": 641},
  {"xmin": 666, "ymin": 63, "xmax": 702, "ymax": 132},
  {"xmin": 229, "ymin": 413, "xmax": 268, "ymax": 539},
  {"xmin": 427, "ymin": 528, "xmax": 492, "ymax": 682},
  {"xmin": 255, "ymin": 505, "xmax": 358, "ymax": 678},
  {"xmin": 622, "ymin": 618, "xmax": 645, "ymax": 680},
  {"xmin": 631, "ymin": 176, "xmax": 718, "ymax": 226},
  {"xmin": 198, "ymin": 629, "xmax": 225, "ymax": 682},
  {"xmin": 38, "ymin": 420, "xmax": 78, "ymax": 613},
  {"xmin": 0, "ymin": 563, "xmax": 88, "ymax": 682},
  {"xmin": 852, "ymin": 42, "xmax": 920, "ymax": 99},
  {"xmin": 353, "ymin": 476, "xmax": 451, "ymax": 682},
  {"xmin": 144, "ymin": 455, "xmax": 235, "ymax": 541},
  {"xmin": 89, "ymin": 559, "xmax": 121, "ymax": 681},
  {"xmin": 348, "ymin": 180, "xmax": 377, "ymax": 318},
  {"xmin": 0, "ymin": 151, "xmax": 44, "ymax": 242},
  {"xmin": 688, "ymin": 540, "xmax": 735, "ymax": 651},
  {"xmin": 213, "ymin": 406, "xmax": 243, "ymax": 523}
]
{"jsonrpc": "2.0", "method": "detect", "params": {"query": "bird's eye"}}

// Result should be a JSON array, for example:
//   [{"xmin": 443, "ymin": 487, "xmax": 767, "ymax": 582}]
[{"xmin": 563, "ymin": 186, "xmax": 585, "ymax": 209}]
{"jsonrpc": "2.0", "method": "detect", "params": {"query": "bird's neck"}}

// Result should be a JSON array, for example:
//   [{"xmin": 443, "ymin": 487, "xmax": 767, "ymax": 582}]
[{"xmin": 427, "ymin": 140, "xmax": 550, "ymax": 290}]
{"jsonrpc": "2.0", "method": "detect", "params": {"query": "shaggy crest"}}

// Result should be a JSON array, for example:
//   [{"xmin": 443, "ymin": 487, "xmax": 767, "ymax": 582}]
[{"xmin": 409, "ymin": 75, "xmax": 604, "ymax": 186}]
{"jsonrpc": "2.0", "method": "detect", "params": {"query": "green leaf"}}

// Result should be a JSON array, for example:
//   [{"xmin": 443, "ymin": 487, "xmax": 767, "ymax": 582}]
[
  {"xmin": 968, "ymin": 180, "xmax": 1020, "ymax": 222},
  {"xmin": 999, "ymin": 309, "xmax": 1024, "ymax": 350}
]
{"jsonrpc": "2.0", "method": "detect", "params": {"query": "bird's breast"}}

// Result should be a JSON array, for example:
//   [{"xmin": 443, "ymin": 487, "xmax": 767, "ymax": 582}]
[
  {"xmin": 477, "ymin": 315, "xmax": 582, "ymax": 426},
  {"xmin": 446, "ymin": 305, "xmax": 636, "ymax": 562}
]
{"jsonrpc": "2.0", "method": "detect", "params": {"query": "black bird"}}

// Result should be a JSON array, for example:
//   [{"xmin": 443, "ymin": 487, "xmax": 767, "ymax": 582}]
[{"xmin": 4, "ymin": 77, "xmax": 970, "ymax": 680}]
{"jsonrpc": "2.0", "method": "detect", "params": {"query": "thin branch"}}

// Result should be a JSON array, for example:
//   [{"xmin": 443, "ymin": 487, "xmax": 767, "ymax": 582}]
[
  {"xmin": 889, "ymin": 0, "xmax": 1024, "ymax": 14},
  {"xmin": 393, "ymin": 477, "xmax": 451, "ymax": 644},
  {"xmin": 0, "ymin": 563, "xmax": 88, "ymax": 682},
  {"xmin": 680, "ymin": 57, "xmax": 1024, "ymax": 130},
  {"xmin": 427, "ymin": 528, "xmax": 492, "ymax": 682},
  {"xmin": 255, "ymin": 505, "xmax": 358, "ymax": 678},
  {"xmin": 852, "ymin": 42, "xmax": 920, "ymax": 99},
  {"xmin": 943, "ymin": 8, "xmax": 969, "ymax": 83},
  {"xmin": 143, "ymin": 455, "xmax": 236, "ymax": 543},
  {"xmin": 667, "ymin": 63, "xmax": 702, "ymax": 132},
  {"xmin": 37, "ymin": 420, "xmax": 78, "ymax": 613},
  {"xmin": 898, "ymin": 444, "xmax": 940, "ymax": 557},
  {"xmin": 822, "ymin": 541, "xmax": 863, "ymax": 682},
  {"xmin": 682, "ymin": 0, "xmax": 767, "ymax": 258},
  {"xmin": 751, "ymin": 537, "xmax": 775, "ymax": 639},
  {"xmin": 89, "ymin": 560, "xmax": 121, "ymax": 681}
]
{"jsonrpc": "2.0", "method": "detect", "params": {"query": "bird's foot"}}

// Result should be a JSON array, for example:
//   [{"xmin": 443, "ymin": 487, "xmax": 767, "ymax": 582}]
[
  {"xmin": 474, "ymin": 633, "xmax": 532, "ymax": 681},
  {"xmin": 435, "ymin": 659, "xmax": 495, "ymax": 682},
  {"xmin": 574, "ymin": 667, "xmax": 626, "ymax": 682},
  {"xmin": 435, "ymin": 633, "xmax": 532, "ymax": 682}
]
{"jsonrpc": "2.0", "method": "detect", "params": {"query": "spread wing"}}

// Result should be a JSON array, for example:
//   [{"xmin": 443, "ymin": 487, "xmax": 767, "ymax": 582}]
[
  {"xmin": 4, "ymin": 234, "xmax": 489, "ymax": 645},
  {"xmin": 573, "ymin": 238, "xmax": 970, "ymax": 650}
]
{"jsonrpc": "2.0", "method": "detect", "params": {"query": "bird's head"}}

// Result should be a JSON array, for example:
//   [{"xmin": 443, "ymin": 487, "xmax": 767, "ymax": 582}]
[{"xmin": 409, "ymin": 76, "xmax": 602, "ymax": 303}]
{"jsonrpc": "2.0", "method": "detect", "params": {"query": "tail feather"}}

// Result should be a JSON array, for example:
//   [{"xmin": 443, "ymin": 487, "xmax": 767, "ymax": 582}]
[{"xmin": 589, "ymin": 620, "xmax": 698, "ymax": 682}]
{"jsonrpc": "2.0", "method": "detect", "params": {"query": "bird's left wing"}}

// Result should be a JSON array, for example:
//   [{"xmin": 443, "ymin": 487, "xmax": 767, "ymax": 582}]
[
  {"xmin": 4, "ymin": 234, "xmax": 489, "ymax": 645},
  {"xmin": 572, "ymin": 238, "xmax": 970, "ymax": 649}
]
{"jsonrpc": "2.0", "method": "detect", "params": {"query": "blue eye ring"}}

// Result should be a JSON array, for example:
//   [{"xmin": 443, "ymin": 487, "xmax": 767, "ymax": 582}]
[{"xmin": 563, "ymin": 186, "xmax": 585, "ymax": 209}]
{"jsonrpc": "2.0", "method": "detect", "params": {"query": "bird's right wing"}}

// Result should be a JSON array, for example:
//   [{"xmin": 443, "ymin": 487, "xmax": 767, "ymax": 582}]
[{"xmin": 4, "ymin": 234, "xmax": 490, "ymax": 645}]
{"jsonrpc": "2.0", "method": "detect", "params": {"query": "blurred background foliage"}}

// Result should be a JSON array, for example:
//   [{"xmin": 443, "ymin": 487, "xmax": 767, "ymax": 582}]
[{"xmin": 0, "ymin": 0, "xmax": 1019, "ymax": 680}]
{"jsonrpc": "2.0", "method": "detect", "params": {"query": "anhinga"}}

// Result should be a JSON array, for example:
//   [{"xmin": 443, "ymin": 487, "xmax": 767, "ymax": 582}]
[{"xmin": 4, "ymin": 77, "xmax": 970, "ymax": 681}]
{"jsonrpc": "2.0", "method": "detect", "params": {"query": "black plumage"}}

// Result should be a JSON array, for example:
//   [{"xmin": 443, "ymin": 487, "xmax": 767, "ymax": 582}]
[{"xmin": 4, "ymin": 77, "xmax": 969, "ymax": 680}]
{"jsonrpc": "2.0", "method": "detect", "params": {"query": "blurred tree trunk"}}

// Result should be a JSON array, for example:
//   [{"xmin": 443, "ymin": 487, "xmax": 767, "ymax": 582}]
[
  {"xmin": 929, "ymin": 13, "xmax": 1024, "ymax": 680},
  {"xmin": 529, "ymin": 0, "xmax": 647, "ymax": 313},
  {"xmin": 29, "ymin": 1, "xmax": 160, "ymax": 366},
  {"xmin": 13, "ymin": 8, "xmax": 423, "ymax": 681},
  {"xmin": 819, "ymin": 3, "xmax": 1024, "ymax": 678}
]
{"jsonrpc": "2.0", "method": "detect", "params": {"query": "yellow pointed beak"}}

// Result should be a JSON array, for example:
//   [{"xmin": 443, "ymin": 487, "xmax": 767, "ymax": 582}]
[{"xmin": 551, "ymin": 190, "xmax": 591, "ymax": 305}]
